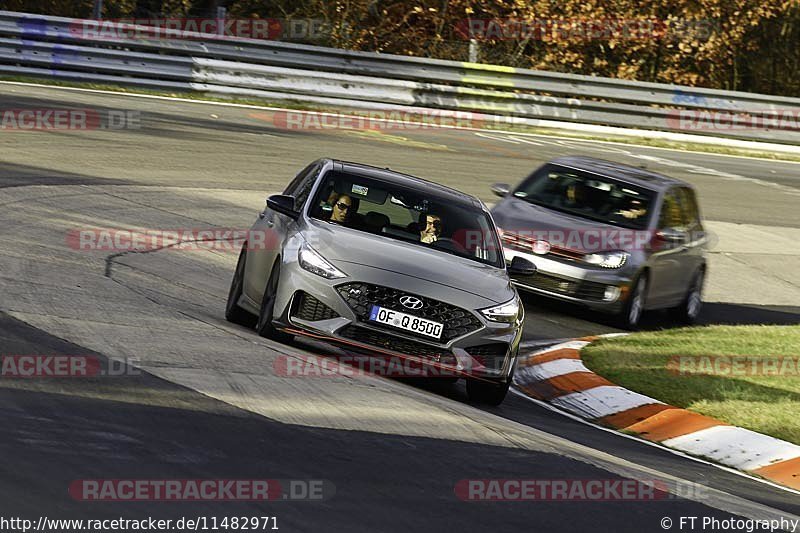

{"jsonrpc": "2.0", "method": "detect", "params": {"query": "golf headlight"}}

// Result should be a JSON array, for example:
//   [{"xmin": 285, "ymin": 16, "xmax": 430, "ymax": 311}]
[
  {"xmin": 298, "ymin": 242, "xmax": 347, "ymax": 279},
  {"xmin": 583, "ymin": 251, "xmax": 629, "ymax": 269},
  {"xmin": 480, "ymin": 296, "xmax": 521, "ymax": 323}
]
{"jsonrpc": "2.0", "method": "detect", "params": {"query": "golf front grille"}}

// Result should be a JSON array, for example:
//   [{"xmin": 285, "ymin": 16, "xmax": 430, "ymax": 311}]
[
  {"xmin": 335, "ymin": 282, "xmax": 482, "ymax": 341},
  {"xmin": 517, "ymin": 272, "xmax": 607, "ymax": 301}
]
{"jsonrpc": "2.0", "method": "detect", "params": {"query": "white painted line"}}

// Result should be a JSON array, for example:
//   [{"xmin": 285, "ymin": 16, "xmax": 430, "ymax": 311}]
[
  {"xmin": 474, "ymin": 132, "xmax": 521, "ymax": 144},
  {"xmin": 515, "ymin": 358, "xmax": 590, "ymax": 381},
  {"xmin": 517, "ymin": 340, "xmax": 591, "ymax": 363},
  {"xmin": 598, "ymin": 332, "xmax": 630, "ymax": 339},
  {"xmin": 509, "ymin": 388, "xmax": 800, "ymax": 496},
  {"xmin": 662, "ymin": 425, "xmax": 800, "ymax": 471},
  {"xmin": 518, "ymin": 338, "xmax": 570, "ymax": 350},
  {"xmin": 550, "ymin": 385, "xmax": 661, "ymax": 419},
  {"xmin": 545, "ymin": 340, "xmax": 592, "ymax": 351}
]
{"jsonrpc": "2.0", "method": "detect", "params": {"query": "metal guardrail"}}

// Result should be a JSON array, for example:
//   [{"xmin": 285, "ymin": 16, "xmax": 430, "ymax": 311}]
[{"xmin": 0, "ymin": 10, "xmax": 798, "ymax": 144}]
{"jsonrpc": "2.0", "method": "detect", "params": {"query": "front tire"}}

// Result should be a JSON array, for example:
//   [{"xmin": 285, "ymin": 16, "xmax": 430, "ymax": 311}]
[
  {"xmin": 466, "ymin": 378, "xmax": 510, "ymax": 406},
  {"xmin": 225, "ymin": 245, "xmax": 256, "ymax": 327},
  {"xmin": 618, "ymin": 274, "xmax": 647, "ymax": 330},
  {"xmin": 670, "ymin": 269, "xmax": 704, "ymax": 324},
  {"xmin": 256, "ymin": 259, "xmax": 293, "ymax": 342}
]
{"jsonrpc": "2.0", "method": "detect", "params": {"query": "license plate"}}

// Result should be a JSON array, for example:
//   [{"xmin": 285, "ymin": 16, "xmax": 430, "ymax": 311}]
[{"xmin": 369, "ymin": 305, "xmax": 443, "ymax": 339}]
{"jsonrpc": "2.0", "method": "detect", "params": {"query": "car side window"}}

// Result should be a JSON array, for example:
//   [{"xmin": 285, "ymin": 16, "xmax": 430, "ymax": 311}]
[
  {"xmin": 293, "ymin": 164, "xmax": 321, "ymax": 211},
  {"xmin": 283, "ymin": 162, "xmax": 317, "ymax": 196},
  {"xmin": 677, "ymin": 187, "xmax": 703, "ymax": 231},
  {"xmin": 283, "ymin": 162, "xmax": 320, "ymax": 211},
  {"xmin": 658, "ymin": 189, "xmax": 684, "ymax": 230}
]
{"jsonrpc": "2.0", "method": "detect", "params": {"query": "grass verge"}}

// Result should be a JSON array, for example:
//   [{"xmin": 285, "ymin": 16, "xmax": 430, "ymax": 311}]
[
  {"xmin": 581, "ymin": 325, "xmax": 800, "ymax": 445},
  {"xmin": 2, "ymin": 75, "xmax": 800, "ymax": 163}
]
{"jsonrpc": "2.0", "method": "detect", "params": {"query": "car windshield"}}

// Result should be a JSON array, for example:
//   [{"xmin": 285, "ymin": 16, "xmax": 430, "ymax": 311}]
[
  {"xmin": 310, "ymin": 170, "xmax": 504, "ymax": 268},
  {"xmin": 513, "ymin": 164, "xmax": 655, "ymax": 230}
]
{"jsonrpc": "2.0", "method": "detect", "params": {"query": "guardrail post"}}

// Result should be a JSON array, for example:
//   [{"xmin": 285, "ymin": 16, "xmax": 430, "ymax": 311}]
[{"xmin": 469, "ymin": 38, "xmax": 479, "ymax": 63}]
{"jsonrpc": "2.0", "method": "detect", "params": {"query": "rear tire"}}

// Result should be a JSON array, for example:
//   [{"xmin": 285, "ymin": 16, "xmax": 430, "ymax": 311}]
[
  {"xmin": 617, "ymin": 274, "xmax": 647, "ymax": 330},
  {"xmin": 670, "ymin": 269, "xmax": 704, "ymax": 324},
  {"xmin": 256, "ymin": 259, "xmax": 294, "ymax": 343},
  {"xmin": 466, "ymin": 378, "xmax": 510, "ymax": 406},
  {"xmin": 225, "ymin": 245, "xmax": 256, "ymax": 327}
]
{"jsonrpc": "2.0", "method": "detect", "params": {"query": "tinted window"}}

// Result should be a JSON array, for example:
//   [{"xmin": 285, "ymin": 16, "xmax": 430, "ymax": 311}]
[
  {"xmin": 513, "ymin": 164, "xmax": 655, "ymax": 230},
  {"xmin": 310, "ymin": 170, "xmax": 503, "ymax": 267},
  {"xmin": 283, "ymin": 162, "xmax": 316, "ymax": 195},
  {"xmin": 677, "ymin": 187, "xmax": 702, "ymax": 230},
  {"xmin": 284, "ymin": 162, "xmax": 320, "ymax": 210},
  {"xmin": 659, "ymin": 189, "xmax": 685, "ymax": 229},
  {"xmin": 293, "ymin": 164, "xmax": 320, "ymax": 210}
]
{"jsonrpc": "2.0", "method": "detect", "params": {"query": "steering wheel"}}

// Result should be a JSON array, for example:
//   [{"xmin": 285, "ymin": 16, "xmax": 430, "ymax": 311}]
[{"xmin": 432, "ymin": 237, "xmax": 467, "ymax": 253}]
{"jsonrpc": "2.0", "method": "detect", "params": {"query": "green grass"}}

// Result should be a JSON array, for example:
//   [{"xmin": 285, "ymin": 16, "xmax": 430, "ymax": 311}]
[
  {"xmin": 581, "ymin": 325, "xmax": 800, "ymax": 444},
  {"xmin": 3, "ymin": 74, "xmax": 800, "ymax": 163}
]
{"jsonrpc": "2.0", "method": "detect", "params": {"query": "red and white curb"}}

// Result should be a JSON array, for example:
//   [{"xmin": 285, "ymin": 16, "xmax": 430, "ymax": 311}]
[{"xmin": 513, "ymin": 335, "xmax": 800, "ymax": 491}]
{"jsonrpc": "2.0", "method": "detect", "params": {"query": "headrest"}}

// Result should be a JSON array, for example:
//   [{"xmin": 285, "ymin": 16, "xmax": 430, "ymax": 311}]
[{"xmin": 364, "ymin": 211, "xmax": 390, "ymax": 231}]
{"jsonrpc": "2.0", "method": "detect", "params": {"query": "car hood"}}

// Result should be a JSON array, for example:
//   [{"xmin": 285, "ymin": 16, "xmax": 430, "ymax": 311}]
[
  {"xmin": 491, "ymin": 197, "xmax": 646, "ymax": 253},
  {"xmin": 303, "ymin": 220, "xmax": 514, "ymax": 305}
]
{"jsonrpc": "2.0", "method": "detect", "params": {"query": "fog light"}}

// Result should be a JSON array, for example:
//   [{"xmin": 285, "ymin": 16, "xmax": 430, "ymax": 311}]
[{"xmin": 603, "ymin": 286, "xmax": 621, "ymax": 302}]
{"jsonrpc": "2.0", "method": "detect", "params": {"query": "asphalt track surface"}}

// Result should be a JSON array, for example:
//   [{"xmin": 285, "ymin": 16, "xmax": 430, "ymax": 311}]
[{"xmin": 1, "ymin": 83, "xmax": 798, "ymax": 532}]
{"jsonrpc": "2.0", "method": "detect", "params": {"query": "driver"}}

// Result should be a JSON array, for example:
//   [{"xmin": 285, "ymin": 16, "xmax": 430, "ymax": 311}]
[
  {"xmin": 563, "ymin": 182, "xmax": 588, "ymax": 208},
  {"xmin": 329, "ymin": 193, "xmax": 354, "ymax": 224},
  {"xmin": 420, "ymin": 214, "xmax": 442, "ymax": 244}
]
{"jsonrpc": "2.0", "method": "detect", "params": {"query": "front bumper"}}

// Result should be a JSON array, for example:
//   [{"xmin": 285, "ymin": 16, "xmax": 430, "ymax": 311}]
[
  {"xmin": 503, "ymin": 248, "xmax": 634, "ymax": 314},
  {"xmin": 271, "ymin": 256, "xmax": 522, "ymax": 382}
]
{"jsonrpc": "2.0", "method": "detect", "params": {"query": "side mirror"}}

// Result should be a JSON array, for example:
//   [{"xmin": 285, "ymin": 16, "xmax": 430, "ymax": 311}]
[
  {"xmin": 655, "ymin": 228, "xmax": 685, "ymax": 243},
  {"xmin": 490, "ymin": 183, "xmax": 511, "ymax": 197},
  {"xmin": 266, "ymin": 194, "xmax": 299, "ymax": 220},
  {"xmin": 507, "ymin": 256, "xmax": 537, "ymax": 276}
]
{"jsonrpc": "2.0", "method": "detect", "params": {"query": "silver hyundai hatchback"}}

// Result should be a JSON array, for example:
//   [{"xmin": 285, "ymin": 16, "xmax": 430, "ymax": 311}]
[
  {"xmin": 226, "ymin": 159, "xmax": 536, "ymax": 404},
  {"xmin": 490, "ymin": 156, "xmax": 707, "ymax": 329}
]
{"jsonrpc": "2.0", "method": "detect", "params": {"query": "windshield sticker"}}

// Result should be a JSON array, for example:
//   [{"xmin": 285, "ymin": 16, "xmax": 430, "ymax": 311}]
[{"xmin": 352, "ymin": 184, "xmax": 369, "ymax": 196}]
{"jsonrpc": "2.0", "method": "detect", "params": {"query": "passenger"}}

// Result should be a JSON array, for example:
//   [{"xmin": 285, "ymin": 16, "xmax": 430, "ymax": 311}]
[
  {"xmin": 616, "ymin": 198, "xmax": 648, "ymax": 220},
  {"xmin": 420, "ymin": 214, "xmax": 442, "ymax": 244}
]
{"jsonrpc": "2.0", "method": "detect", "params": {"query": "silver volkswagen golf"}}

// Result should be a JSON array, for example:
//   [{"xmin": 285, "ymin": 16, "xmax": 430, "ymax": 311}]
[
  {"xmin": 226, "ymin": 159, "xmax": 536, "ymax": 405},
  {"xmin": 490, "ymin": 156, "xmax": 707, "ymax": 330}
]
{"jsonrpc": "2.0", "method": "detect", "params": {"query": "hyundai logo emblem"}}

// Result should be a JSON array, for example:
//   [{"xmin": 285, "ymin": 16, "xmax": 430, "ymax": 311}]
[{"xmin": 399, "ymin": 295, "xmax": 423, "ymax": 310}]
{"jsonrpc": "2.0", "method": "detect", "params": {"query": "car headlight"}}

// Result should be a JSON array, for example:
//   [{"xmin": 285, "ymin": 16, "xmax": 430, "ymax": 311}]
[
  {"xmin": 583, "ymin": 251, "xmax": 629, "ymax": 269},
  {"xmin": 480, "ymin": 296, "xmax": 521, "ymax": 323},
  {"xmin": 298, "ymin": 242, "xmax": 347, "ymax": 279}
]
